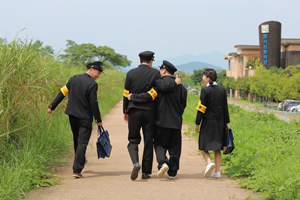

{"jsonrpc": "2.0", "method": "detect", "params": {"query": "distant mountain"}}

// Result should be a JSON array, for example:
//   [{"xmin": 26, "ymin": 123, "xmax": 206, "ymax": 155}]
[
  {"xmin": 157, "ymin": 52, "xmax": 227, "ymax": 68},
  {"xmin": 121, "ymin": 51, "xmax": 227, "ymax": 73},
  {"xmin": 176, "ymin": 62, "xmax": 223, "ymax": 74}
]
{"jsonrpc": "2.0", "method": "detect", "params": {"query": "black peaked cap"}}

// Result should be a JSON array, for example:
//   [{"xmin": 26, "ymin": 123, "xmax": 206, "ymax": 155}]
[
  {"xmin": 138, "ymin": 51, "xmax": 155, "ymax": 61},
  {"xmin": 159, "ymin": 60, "xmax": 177, "ymax": 74},
  {"xmin": 87, "ymin": 61, "xmax": 104, "ymax": 72}
]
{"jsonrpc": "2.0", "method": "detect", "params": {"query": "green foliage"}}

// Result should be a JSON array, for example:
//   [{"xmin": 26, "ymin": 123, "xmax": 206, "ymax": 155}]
[
  {"xmin": 59, "ymin": 40, "xmax": 132, "ymax": 69},
  {"xmin": 183, "ymin": 93, "xmax": 300, "ymax": 199},
  {"xmin": 191, "ymin": 68, "xmax": 206, "ymax": 86},
  {"xmin": 182, "ymin": 93, "xmax": 200, "ymax": 138},
  {"xmin": 31, "ymin": 40, "xmax": 55, "ymax": 57},
  {"xmin": 285, "ymin": 65, "xmax": 300, "ymax": 75},
  {"xmin": 234, "ymin": 77, "xmax": 250, "ymax": 98},
  {"xmin": 0, "ymin": 39, "xmax": 126, "ymax": 199},
  {"xmin": 175, "ymin": 70, "xmax": 187, "ymax": 78},
  {"xmin": 191, "ymin": 69, "xmax": 228, "ymax": 91},
  {"xmin": 222, "ymin": 105, "xmax": 300, "ymax": 199},
  {"xmin": 0, "ymin": 37, "xmax": 7, "ymax": 45},
  {"xmin": 216, "ymin": 70, "xmax": 226, "ymax": 87},
  {"xmin": 222, "ymin": 77, "xmax": 235, "ymax": 94},
  {"xmin": 245, "ymin": 58, "xmax": 260, "ymax": 69}
]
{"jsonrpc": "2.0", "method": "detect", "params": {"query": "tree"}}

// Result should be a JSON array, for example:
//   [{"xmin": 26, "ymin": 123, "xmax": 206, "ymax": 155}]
[
  {"xmin": 285, "ymin": 64, "xmax": 300, "ymax": 76},
  {"xmin": 191, "ymin": 68, "xmax": 207, "ymax": 86},
  {"xmin": 216, "ymin": 70, "xmax": 226, "ymax": 87},
  {"xmin": 222, "ymin": 77, "xmax": 235, "ymax": 94},
  {"xmin": 249, "ymin": 64, "xmax": 270, "ymax": 104},
  {"xmin": 59, "ymin": 40, "xmax": 131, "ymax": 69},
  {"xmin": 245, "ymin": 58, "xmax": 260, "ymax": 69},
  {"xmin": 235, "ymin": 77, "xmax": 250, "ymax": 99},
  {"xmin": 32, "ymin": 40, "xmax": 54, "ymax": 57},
  {"xmin": 175, "ymin": 70, "xmax": 187, "ymax": 78}
]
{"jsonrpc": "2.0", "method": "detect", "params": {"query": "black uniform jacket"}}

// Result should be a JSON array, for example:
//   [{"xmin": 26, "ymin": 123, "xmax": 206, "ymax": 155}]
[
  {"xmin": 123, "ymin": 64, "xmax": 177, "ymax": 114},
  {"xmin": 195, "ymin": 85, "xmax": 230, "ymax": 125},
  {"xmin": 49, "ymin": 73, "xmax": 102, "ymax": 123},
  {"xmin": 130, "ymin": 75, "xmax": 187, "ymax": 129}
]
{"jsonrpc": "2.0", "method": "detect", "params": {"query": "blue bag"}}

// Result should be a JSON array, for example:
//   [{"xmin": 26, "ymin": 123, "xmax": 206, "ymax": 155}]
[
  {"xmin": 223, "ymin": 129, "xmax": 235, "ymax": 154},
  {"xmin": 96, "ymin": 126, "xmax": 112, "ymax": 159}
]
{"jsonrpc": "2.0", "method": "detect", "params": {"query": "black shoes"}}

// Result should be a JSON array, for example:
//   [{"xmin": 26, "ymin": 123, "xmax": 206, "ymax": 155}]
[
  {"xmin": 142, "ymin": 173, "xmax": 150, "ymax": 179},
  {"xmin": 131, "ymin": 163, "xmax": 141, "ymax": 180}
]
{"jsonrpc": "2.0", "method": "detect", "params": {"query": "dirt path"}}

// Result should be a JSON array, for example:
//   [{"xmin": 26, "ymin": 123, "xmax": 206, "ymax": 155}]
[{"xmin": 26, "ymin": 101, "xmax": 262, "ymax": 200}]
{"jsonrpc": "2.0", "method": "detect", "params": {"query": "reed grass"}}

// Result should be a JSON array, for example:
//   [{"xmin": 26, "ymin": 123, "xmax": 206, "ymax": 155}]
[{"xmin": 0, "ymin": 39, "xmax": 125, "ymax": 199}]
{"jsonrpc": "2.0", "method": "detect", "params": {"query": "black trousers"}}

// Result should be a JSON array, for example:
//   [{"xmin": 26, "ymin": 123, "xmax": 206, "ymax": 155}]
[
  {"xmin": 69, "ymin": 115, "xmax": 92, "ymax": 173},
  {"xmin": 127, "ymin": 109, "xmax": 154, "ymax": 174},
  {"xmin": 154, "ymin": 126, "xmax": 182, "ymax": 177}
]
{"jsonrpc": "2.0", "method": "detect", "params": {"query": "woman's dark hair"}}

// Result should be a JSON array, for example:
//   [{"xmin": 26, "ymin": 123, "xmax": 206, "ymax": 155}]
[{"xmin": 203, "ymin": 68, "xmax": 217, "ymax": 85}]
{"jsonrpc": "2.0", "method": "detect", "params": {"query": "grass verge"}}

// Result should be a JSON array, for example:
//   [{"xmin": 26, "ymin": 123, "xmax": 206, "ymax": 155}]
[{"xmin": 183, "ymin": 92, "xmax": 300, "ymax": 200}]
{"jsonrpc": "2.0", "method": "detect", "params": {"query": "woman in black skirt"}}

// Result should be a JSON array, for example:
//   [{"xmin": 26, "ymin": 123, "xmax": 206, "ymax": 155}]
[{"xmin": 195, "ymin": 69, "xmax": 230, "ymax": 179}]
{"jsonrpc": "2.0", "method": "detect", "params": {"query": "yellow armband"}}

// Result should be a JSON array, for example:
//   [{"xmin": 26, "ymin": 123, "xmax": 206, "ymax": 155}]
[
  {"xmin": 196, "ymin": 100, "xmax": 207, "ymax": 113},
  {"xmin": 147, "ymin": 87, "xmax": 158, "ymax": 100},
  {"xmin": 123, "ymin": 89, "xmax": 129, "ymax": 97},
  {"xmin": 60, "ymin": 85, "xmax": 69, "ymax": 96}
]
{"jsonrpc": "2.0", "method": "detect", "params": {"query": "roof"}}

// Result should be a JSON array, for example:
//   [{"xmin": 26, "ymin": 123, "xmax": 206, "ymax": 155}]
[
  {"xmin": 224, "ymin": 52, "xmax": 237, "ymax": 60},
  {"xmin": 234, "ymin": 45, "xmax": 260, "ymax": 50},
  {"xmin": 281, "ymin": 38, "xmax": 300, "ymax": 47}
]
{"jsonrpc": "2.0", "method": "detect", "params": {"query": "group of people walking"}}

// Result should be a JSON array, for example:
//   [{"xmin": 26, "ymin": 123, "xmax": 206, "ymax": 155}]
[{"xmin": 47, "ymin": 50, "xmax": 230, "ymax": 180}]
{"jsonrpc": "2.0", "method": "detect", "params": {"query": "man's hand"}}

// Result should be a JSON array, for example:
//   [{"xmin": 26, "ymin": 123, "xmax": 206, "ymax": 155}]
[
  {"xmin": 47, "ymin": 108, "xmax": 52, "ymax": 114},
  {"xmin": 175, "ymin": 77, "xmax": 182, "ymax": 85},
  {"xmin": 226, "ymin": 123, "xmax": 230, "ymax": 131},
  {"xmin": 97, "ymin": 122, "xmax": 102, "ymax": 126},
  {"xmin": 124, "ymin": 114, "xmax": 128, "ymax": 123},
  {"xmin": 127, "ymin": 93, "xmax": 132, "ymax": 100},
  {"xmin": 195, "ymin": 125, "xmax": 199, "ymax": 133}
]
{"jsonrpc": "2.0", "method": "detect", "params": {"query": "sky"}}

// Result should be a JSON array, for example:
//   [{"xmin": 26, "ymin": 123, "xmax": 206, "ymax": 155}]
[{"xmin": 1, "ymin": 0, "xmax": 300, "ymax": 66}]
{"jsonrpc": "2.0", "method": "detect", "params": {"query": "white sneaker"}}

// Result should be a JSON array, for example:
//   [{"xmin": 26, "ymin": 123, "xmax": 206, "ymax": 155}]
[
  {"xmin": 204, "ymin": 162, "xmax": 216, "ymax": 178},
  {"xmin": 169, "ymin": 176, "xmax": 176, "ymax": 179},
  {"xmin": 211, "ymin": 170, "xmax": 221, "ymax": 179},
  {"xmin": 157, "ymin": 163, "xmax": 169, "ymax": 178}
]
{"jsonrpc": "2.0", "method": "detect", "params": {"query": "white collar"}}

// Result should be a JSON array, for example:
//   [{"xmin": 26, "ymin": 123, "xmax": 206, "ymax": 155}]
[{"xmin": 207, "ymin": 81, "xmax": 218, "ymax": 86}]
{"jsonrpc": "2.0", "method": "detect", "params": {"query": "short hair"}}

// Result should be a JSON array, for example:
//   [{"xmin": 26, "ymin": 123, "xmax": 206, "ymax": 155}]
[
  {"xmin": 166, "ymin": 69, "xmax": 174, "ymax": 75},
  {"xmin": 203, "ymin": 68, "xmax": 217, "ymax": 85},
  {"xmin": 140, "ymin": 57, "xmax": 152, "ymax": 63}
]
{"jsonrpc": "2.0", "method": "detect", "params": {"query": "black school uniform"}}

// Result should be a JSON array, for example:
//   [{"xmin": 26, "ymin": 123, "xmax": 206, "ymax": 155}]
[
  {"xmin": 195, "ymin": 84, "xmax": 230, "ymax": 151},
  {"xmin": 49, "ymin": 73, "xmax": 101, "ymax": 173},
  {"xmin": 123, "ymin": 65, "xmax": 176, "ymax": 174},
  {"xmin": 130, "ymin": 75, "xmax": 187, "ymax": 176}
]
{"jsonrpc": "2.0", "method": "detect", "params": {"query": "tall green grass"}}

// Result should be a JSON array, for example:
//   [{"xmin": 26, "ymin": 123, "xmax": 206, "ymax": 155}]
[
  {"xmin": 0, "ymin": 39, "xmax": 125, "ymax": 199},
  {"xmin": 183, "ymin": 92, "xmax": 300, "ymax": 200},
  {"xmin": 223, "ymin": 105, "xmax": 300, "ymax": 200}
]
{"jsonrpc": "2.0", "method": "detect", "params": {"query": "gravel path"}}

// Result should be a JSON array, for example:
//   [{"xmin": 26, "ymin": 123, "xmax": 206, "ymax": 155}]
[{"xmin": 26, "ymin": 100, "xmax": 263, "ymax": 200}]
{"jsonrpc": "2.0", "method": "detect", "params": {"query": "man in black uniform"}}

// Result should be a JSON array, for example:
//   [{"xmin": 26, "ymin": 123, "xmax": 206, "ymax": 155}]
[
  {"xmin": 48, "ymin": 61, "xmax": 103, "ymax": 178},
  {"xmin": 123, "ymin": 51, "xmax": 180, "ymax": 180},
  {"xmin": 128, "ymin": 60, "xmax": 187, "ymax": 179}
]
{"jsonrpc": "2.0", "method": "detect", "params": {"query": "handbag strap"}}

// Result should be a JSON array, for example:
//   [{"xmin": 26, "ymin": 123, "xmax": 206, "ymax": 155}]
[{"xmin": 98, "ymin": 126, "xmax": 105, "ymax": 136}]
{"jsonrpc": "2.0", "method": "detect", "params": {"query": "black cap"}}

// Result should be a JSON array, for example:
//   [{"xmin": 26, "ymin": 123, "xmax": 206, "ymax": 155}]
[
  {"xmin": 139, "ymin": 51, "xmax": 155, "ymax": 61},
  {"xmin": 87, "ymin": 61, "xmax": 104, "ymax": 72},
  {"xmin": 159, "ymin": 60, "xmax": 177, "ymax": 74}
]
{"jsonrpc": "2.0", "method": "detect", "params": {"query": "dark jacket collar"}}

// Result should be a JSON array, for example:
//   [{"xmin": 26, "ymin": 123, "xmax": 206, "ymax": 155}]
[{"xmin": 138, "ymin": 64, "xmax": 151, "ymax": 68}]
